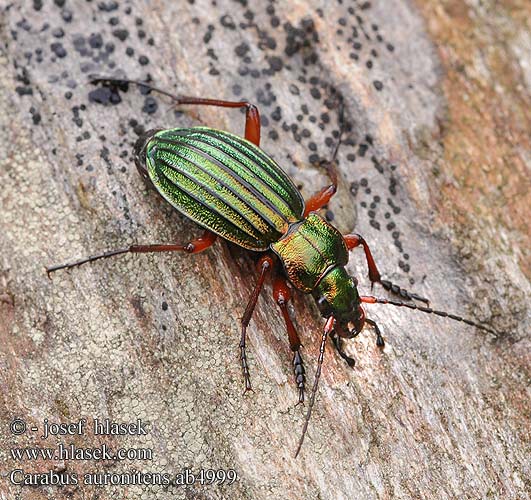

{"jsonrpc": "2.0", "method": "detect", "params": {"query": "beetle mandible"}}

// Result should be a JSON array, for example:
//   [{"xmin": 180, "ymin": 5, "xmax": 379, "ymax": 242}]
[{"xmin": 47, "ymin": 78, "xmax": 498, "ymax": 456}]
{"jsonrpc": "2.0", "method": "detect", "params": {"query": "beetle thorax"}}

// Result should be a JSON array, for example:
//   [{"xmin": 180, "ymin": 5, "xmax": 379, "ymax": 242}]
[{"xmin": 271, "ymin": 213, "xmax": 349, "ymax": 293}]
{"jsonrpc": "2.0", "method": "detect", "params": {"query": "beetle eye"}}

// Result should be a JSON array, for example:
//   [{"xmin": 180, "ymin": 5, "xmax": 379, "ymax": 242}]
[{"xmin": 351, "ymin": 276, "xmax": 358, "ymax": 286}]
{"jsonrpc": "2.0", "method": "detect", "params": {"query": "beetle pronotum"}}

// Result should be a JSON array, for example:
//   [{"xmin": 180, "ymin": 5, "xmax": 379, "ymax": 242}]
[{"xmin": 48, "ymin": 78, "xmax": 498, "ymax": 456}]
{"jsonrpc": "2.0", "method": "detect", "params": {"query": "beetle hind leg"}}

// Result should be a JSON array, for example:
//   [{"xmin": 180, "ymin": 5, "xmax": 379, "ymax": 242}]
[
  {"xmin": 46, "ymin": 230, "xmax": 217, "ymax": 276},
  {"xmin": 91, "ymin": 77, "xmax": 262, "ymax": 146}
]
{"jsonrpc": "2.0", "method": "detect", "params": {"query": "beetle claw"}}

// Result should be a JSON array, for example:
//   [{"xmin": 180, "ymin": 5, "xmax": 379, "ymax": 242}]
[
  {"xmin": 242, "ymin": 386, "xmax": 255, "ymax": 396},
  {"xmin": 297, "ymin": 387, "xmax": 305, "ymax": 405}
]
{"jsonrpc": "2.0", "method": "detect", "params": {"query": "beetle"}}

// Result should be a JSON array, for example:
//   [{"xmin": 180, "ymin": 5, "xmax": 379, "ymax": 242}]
[{"xmin": 47, "ymin": 78, "xmax": 498, "ymax": 456}]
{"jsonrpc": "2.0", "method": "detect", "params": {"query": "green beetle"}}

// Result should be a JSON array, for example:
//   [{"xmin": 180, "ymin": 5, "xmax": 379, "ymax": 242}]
[{"xmin": 48, "ymin": 78, "xmax": 498, "ymax": 456}]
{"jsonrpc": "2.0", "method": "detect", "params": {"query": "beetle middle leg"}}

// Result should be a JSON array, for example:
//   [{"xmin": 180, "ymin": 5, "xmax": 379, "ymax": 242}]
[
  {"xmin": 91, "ymin": 78, "xmax": 262, "ymax": 146},
  {"xmin": 343, "ymin": 233, "xmax": 429, "ymax": 305},
  {"xmin": 239, "ymin": 254, "xmax": 274, "ymax": 393},
  {"xmin": 46, "ymin": 229, "xmax": 217, "ymax": 275},
  {"xmin": 272, "ymin": 273, "xmax": 306, "ymax": 404}
]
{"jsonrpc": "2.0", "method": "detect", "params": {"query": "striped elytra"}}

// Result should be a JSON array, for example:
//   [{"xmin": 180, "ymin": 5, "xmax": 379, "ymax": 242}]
[{"xmin": 145, "ymin": 127, "xmax": 305, "ymax": 250}]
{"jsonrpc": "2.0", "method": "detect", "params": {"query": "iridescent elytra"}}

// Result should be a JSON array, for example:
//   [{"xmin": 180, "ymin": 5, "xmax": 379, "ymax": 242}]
[{"xmin": 47, "ymin": 78, "xmax": 498, "ymax": 456}]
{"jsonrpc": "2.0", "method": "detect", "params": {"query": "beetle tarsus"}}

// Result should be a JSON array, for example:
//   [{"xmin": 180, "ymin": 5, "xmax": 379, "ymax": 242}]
[
  {"xmin": 379, "ymin": 279, "xmax": 429, "ymax": 305},
  {"xmin": 46, "ymin": 248, "xmax": 129, "ymax": 275},
  {"xmin": 365, "ymin": 318, "xmax": 385, "ymax": 347},
  {"xmin": 293, "ymin": 350, "xmax": 306, "ymax": 404},
  {"xmin": 239, "ymin": 335, "xmax": 253, "ymax": 394},
  {"xmin": 89, "ymin": 76, "xmax": 131, "ymax": 91},
  {"xmin": 331, "ymin": 333, "xmax": 356, "ymax": 367}
]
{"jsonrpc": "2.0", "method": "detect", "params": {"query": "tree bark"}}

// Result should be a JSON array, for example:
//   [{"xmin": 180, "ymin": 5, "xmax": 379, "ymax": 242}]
[{"xmin": 0, "ymin": 1, "xmax": 529, "ymax": 499}]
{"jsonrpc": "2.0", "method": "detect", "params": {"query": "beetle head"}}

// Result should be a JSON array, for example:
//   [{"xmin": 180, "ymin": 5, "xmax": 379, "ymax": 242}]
[
  {"xmin": 133, "ymin": 128, "xmax": 163, "ymax": 183},
  {"xmin": 313, "ymin": 266, "xmax": 365, "ymax": 338}
]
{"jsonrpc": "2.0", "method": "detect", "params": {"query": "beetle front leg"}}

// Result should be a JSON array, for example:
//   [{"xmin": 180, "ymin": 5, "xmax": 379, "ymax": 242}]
[
  {"xmin": 239, "ymin": 255, "xmax": 273, "ymax": 393},
  {"xmin": 46, "ymin": 230, "xmax": 217, "ymax": 276},
  {"xmin": 272, "ymin": 274, "xmax": 305, "ymax": 404},
  {"xmin": 331, "ymin": 318, "xmax": 382, "ymax": 367},
  {"xmin": 343, "ymin": 233, "xmax": 429, "ymax": 304}
]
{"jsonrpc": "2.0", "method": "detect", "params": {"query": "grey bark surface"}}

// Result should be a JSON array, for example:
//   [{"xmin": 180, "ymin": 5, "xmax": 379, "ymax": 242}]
[{"xmin": 0, "ymin": 1, "xmax": 529, "ymax": 499}]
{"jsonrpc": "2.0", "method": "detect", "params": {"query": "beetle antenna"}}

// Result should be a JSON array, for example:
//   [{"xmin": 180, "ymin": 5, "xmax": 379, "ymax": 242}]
[
  {"xmin": 331, "ymin": 98, "xmax": 345, "ymax": 163},
  {"xmin": 316, "ymin": 99, "xmax": 345, "ymax": 189},
  {"xmin": 295, "ymin": 315, "xmax": 335, "ymax": 458},
  {"xmin": 360, "ymin": 296, "xmax": 499, "ymax": 335}
]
